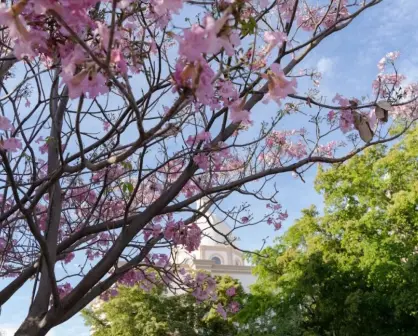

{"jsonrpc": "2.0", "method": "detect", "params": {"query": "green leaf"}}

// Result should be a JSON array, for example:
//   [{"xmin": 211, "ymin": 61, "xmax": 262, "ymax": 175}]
[
  {"xmin": 240, "ymin": 17, "xmax": 257, "ymax": 37},
  {"xmin": 122, "ymin": 182, "xmax": 134, "ymax": 194},
  {"xmin": 121, "ymin": 161, "xmax": 133, "ymax": 171}
]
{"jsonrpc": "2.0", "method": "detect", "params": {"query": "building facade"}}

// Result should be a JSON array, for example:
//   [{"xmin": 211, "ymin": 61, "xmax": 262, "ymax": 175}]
[{"xmin": 174, "ymin": 198, "xmax": 256, "ymax": 291}]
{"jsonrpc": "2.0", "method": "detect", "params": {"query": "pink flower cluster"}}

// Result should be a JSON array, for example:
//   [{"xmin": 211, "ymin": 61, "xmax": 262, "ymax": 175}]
[
  {"xmin": 0, "ymin": 116, "xmax": 22, "ymax": 152},
  {"xmin": 266, "ymin": 203, "xmax": 288, "ymax": 230},
  {"xmin": 226, "ymin": 286, "xmax": 236, "ymax": 297},
  {"xmin": 64, "ymin": 252, "xmax": 75, "ymax": 264},
  {"xmin": 262, "ymin": 64, "xmax": 297, "ymax": 105},
  {"xmin": 228, "ymin": 301, "xmax": 240, "ymax": 313},
  {"xmin": 217, "ymin": 79, "xmax": 251, "ymax": 125},
  {"xmin": 193, "ymin": 144, "xmax": 234, "ymax": 172},
  {"xmin": 92, "ymin": 165, "xmax": 126, "ymax": 184},
  {"xmin": 377, "ymin": 51, "xmax": 400, "ymax": 72},
  {"xmin": 148, "ymin": 0, "xmax": 183, "ymax": 28},
  {"xmin": 372, "ymin": 74, "xmax": 406, "ymax": 98},
  {"xmin": 118, "ymin": 269, "xmax": 147, "ymax": 287},
  {"xmin": 297, "ymin": 0, "xmax": 349, "ymax": 31},
  {"xmin": 186, "ymin": 131, "xmax": 212, "ymax": 147},
  {"xmin": 177, "ymin": 14, "xmax": 240, "ymax": 62},
  {"xmin": 164, "ymin": 220, "xmax": 201, "ymax": 252},
  {"xmin": 261, "ymin": 129, "xmax": 308, "ymax": 165},
  {"xmin": 262, "ymin": 31, "xmax": 288, "ymax": 56},
  {"xmin": 315, "ymin": 141, "xmax": 344, "ymax": 158},
  {"xmin": 187, "ymin": 272, "xmax": 217, "ymax": 301},
  {"xmin": 57, "ymin": 282, "xmax": 73, "ymax": 298}
]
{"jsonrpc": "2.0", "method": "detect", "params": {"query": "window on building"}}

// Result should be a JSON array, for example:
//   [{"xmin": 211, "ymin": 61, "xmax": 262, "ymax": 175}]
[{"xmin": 211, "ymin": 256, "xmax": 221, "ymax": 265}]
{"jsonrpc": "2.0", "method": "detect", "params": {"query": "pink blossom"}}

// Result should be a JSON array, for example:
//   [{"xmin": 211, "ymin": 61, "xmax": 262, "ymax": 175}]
[
  {"xmin": 219, "ymin": 30, "xmax": 240, "ymax": 56},
  {"xmin": 153, "ymin": 253, "xmax": 169, "ymax": 267},
  {"xmin": 216, "ymin": 303, "xmax": 227, "ymax": 319},
  {"xmin": 39, "ymin": 141, "xmax": 49, "ymax": 154},
  {"xmin": 259, "ymin": 0, "xmax": 270, "ymax": 8},
  {"xmin": 0, "ymin": 116, "xmax": 12, "ymax": 131},
  {"xmin": 226, "ymin": 286, "xmax": 236, "ymax": 297},
  {"xmin": 145, "ymin": 0, "xmax": 182, "ymax": 27},
  {"xmin": 332, "ymin": 93, "xmax": 350, "ymax": 107},
  {"xmin": 164, "ymin": 221, "xmax": 201, "ymax": 252},
  {"xmin": 193, "ymin": 287, "xmax": 209, "ymax": 301},
  {"xmin": 229, "ymin": 301, "xmax": 240, "ymax": 313},
  {"xmin": 263, "ymin": 31, "xmax": 287, "ymax": 54},
  {"xmin": 372, "ymin": 74, "xmax": 405, "ymax": 96},
  {"xmin": 0, "ymin": 3, "xmax": 31, "ymax": 42},
  {"xmin": 278, "ymin": 0, "xmax": 298, "ymax": 21},
  {"xmin": 118, "ymin": 269, "xmax": 146, "ymax": 287},
  {"xmin": 1, "ymin": 138, "xmax": 22, "ymax": 152},
  {"xmin": 203, "ymin": 14, "xmax": 240, "ymax": 56},
  {"xmin": 315, "ymin": 141, "xmax": 341, "ymax": 157},
  {"xmin": 186, "ymin": 131, "xmax": 211, "ymax": 146},
  {"xmin": 151, "ymin": 0, "xmax": 183, "ymax": 18},
  {"xmin": 177, "ymin": 14, "xmax": 239, "ymax": 61},
  {"xmin": 263, "ymin": 130, "xmax": 308, "ymax": 163},
  {"xmin": 241, "ymin": 216, "xmax": 249, "ymax": 224},
  {"xmin": 64, "ymin": 252, "xmax": 75, "ymax": 264},
  {"xmin": 94, "ymin": 22, "xmax": 110, "ymax": 50},
  {"xmin": 173, "ymin": 59, "xmax": 217, "ymax": 107},
  {"xmin": 193, "ymin": 153, "xmax": 210, "ymax": 171},
  {"xmin": 229, "ymin": 99, "xmax": 251, "ymax": 124},
  {"xmin": 274, "ymin": 222, "xmax": 282, "ymax": 230},
  {"xmin": 195, "ymin": 61, "xmax": 217, "ymax": 107},
  {"xmin": 57, "ymin": 282, "xmax": 73, "ymax": 298},
  {"xmin": 378, "ymin": 51, "xmax": 400, "ymax": 72},
  {"xmin": 297, "ymin": 5, "xmax": 321, "ymax": 31},
  {"xmin": 103, "ymin": 121, "xmax": 111, "ymax": 131},
  {"xmin": 327, "ymin": 110, "xmax": 336, "ymax": 122},
  {"xmin": 66, "ymin": 71, "xmax": 109, "ymax": 99},
  {"xmin": 177, "ymin": 25, "xmax": 207, "ymax": 62},
  {"xmin": 386, "ymin": 51, "xmax": 400, "ymax": 62},
  {"xmin": 195, "ymin": 272, "xmax": 207, "ymax": 285},
  {"xmin": 111, "ymin": 49, "xmax": 128, "ymax": 75},
  {"xmin": 377, "ymin": 57, "xmax": 386, "ymax": 72},
  {"xmin": 339, "ymin": 110, "xmax": 354, "ymax": 133},
  {"xmin": 218, "ymin": 80, "xmax": 239, "ymax": 106},
  {"xmin": 263, "ymin": 64, "xmax": 297, "ymax": 105},
  {"xmin": 0, "ymin": 238, "xmax": 11, "ymax": 252}
]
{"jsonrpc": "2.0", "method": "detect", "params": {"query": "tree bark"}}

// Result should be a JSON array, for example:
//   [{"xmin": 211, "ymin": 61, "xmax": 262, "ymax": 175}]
[{"xmin": 14, "ymin": 316, "xmax": 51, "ymax": 336}]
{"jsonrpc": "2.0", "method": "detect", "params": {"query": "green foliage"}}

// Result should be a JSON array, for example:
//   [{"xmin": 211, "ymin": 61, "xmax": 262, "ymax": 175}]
[
  {"xmin": 83, "ymin": 275, "xmax": 245, "ymax": 336},
  {"xmin": 121, "ymin": 181, "xmax": 134, "ymax": 194},
  {"xmin": 240, "ymin": 17, "xmax": 257, "ymax": 37},
  {"xmin": 239, "ymin": 127, "xmax": 418, "ymax": 336}
]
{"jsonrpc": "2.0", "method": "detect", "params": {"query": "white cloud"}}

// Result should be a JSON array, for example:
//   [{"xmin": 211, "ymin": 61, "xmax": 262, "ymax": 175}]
[
  {"xmin": 317, "ymin": 57, "xmax": 335, "ymax": 75},
  {"xmin": 0, "ymin": 327, "xmax": 16, "ymax": 336}
]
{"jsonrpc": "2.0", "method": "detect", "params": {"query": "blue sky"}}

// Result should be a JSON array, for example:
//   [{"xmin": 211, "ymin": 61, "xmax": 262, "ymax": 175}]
[{"xmin": 2, "ymin": 0, "xmax": 418, "ymax": 334}]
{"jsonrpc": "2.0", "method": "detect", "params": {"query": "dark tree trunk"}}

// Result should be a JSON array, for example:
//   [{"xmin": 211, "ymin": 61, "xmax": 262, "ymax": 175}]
[{"xmin": 15, "ymin": 315, "xmax": 52, "ymax": 336}]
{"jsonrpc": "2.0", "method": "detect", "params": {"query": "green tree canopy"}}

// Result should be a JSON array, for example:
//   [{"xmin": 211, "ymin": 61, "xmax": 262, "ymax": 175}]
[
  {"xmin": 83, "ymin": 274, "xmax": 245, "ymax": 336},
  {"xmin": 239, "ymin": 127, "xmax": 418, "ymax": 336}
]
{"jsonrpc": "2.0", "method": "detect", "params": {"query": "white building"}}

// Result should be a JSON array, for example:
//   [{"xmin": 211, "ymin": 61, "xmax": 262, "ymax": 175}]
[{"xmin": 174, "ymin": 198, "xmax": 256, "ymax": 291}]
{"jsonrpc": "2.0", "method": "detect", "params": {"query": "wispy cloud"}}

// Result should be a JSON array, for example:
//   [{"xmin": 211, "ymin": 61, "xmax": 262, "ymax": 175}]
[{"xmin": 317, "ymin": 57, "xmax": 336, "ymax": 76}]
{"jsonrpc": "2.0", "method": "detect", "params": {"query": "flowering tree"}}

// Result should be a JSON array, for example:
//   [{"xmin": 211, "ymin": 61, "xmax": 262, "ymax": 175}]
[
  {"xmin": 0, "ymin": 0, "xmax": 417, "ymax": 335},
  {"xmin": 83, "ymin": 275, "xmax": 245, "ymax": 336}
]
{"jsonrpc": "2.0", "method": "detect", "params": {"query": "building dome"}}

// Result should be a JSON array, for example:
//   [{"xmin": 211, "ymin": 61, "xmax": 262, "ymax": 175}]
[{"xmin": 194, "ymin": 197, "xmax": 239, "ymax": 246}]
